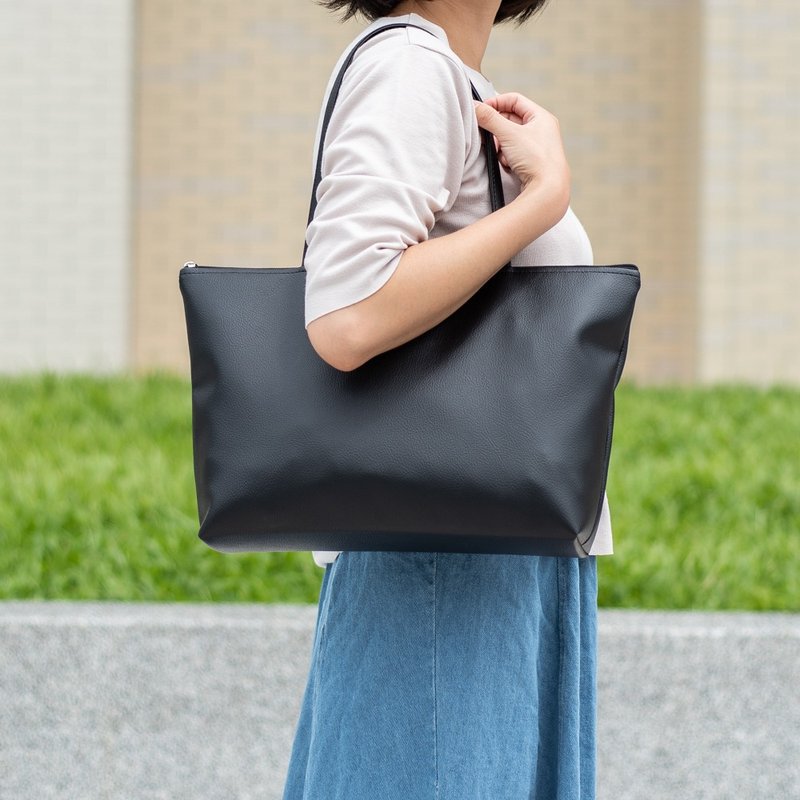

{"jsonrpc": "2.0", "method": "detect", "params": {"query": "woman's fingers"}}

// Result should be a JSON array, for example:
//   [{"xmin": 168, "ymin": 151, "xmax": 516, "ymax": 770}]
[
  {"xmin": 473, "ymin": 91, "xmax": 570, "ymax": 197},
  {"xmin": 472, "ymin": 101, "xmax": 511, "ymax": 139},
  {"xmin": 498, "ymin": 110, "xmax": 524, "ymax": 125},
  {"xmin": 482, "ymin": 92, "xmax": 540, "ymax": 125},
  {"xmin": 482, "ymin": 92, "xmax": 537, "ymax": 115}
]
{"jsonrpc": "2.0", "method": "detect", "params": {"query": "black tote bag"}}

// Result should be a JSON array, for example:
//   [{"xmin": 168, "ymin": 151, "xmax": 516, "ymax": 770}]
[{"xmin": 178, "ymin": 22, "xmax": 641, "ymax": 558}]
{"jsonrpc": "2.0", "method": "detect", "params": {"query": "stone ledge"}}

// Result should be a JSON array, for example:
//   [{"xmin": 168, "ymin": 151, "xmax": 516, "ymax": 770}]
[{"xmin": 1, "ymin": 602, "xmax": 797, "ymax": 799}]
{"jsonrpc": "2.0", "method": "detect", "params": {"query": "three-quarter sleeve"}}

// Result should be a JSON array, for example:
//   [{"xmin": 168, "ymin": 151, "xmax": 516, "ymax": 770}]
[{"xmin": 303, "ymin": 42, "xmax": 472, "ymax": 328}]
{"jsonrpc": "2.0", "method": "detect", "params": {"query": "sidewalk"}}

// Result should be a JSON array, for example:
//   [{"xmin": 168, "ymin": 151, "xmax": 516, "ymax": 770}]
[{"xmin": 1, "ymin": 601, "xmax": 797, "ymax": 799}]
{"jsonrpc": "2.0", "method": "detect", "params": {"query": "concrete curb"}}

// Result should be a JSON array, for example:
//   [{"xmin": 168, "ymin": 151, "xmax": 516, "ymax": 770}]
[{"xmin": 1, "ymin": 602, "xmax": 797, "ymax": 799}]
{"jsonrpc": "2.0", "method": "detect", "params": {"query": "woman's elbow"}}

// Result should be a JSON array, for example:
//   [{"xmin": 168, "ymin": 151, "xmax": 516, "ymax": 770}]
[{"xmin": 306, "ymin": 307, "xmax": 370, "ymax": 372}]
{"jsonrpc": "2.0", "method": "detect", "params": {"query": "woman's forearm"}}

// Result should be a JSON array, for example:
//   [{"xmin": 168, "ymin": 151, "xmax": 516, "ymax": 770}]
[{"xmin": 306, "ymin": 181, "xmax": 569, "ymax": 371}]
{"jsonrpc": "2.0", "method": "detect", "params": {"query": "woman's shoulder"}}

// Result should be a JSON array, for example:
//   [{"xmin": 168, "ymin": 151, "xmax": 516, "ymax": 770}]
[
  {"xmin": 352, "ymin": 19, "xmax": 464, "ymax": 67},
  {"xmin": 340, "ymin": 20, "xmax": 473, "ymax": 100}
]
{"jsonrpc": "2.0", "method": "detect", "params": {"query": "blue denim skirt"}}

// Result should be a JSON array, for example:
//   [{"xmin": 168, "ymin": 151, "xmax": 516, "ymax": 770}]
[{"xmin": 282, "ymin": 551, "xmax": 598, "ymax": 800}]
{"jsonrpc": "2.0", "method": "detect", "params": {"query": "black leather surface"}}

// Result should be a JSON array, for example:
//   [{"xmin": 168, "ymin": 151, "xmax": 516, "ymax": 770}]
[{"xmin": 178, "ymin": 21, "xmax": 641, "ymax": 557}]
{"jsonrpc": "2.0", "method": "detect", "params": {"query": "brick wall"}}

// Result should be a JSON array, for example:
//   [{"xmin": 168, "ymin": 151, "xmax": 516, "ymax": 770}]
[
  {"xmin": 697, "ymin": 0, "xmax": 799, "ymax": 384},
  {"xmin": 135, "ymin": 0, "xmax": 708, "ymax": 384},
  {"xmin": 4, "ymin": 0, "xmax": 797, "ymax": 385},
  {"xmin": 132, "ymin": 0, "xmax": 361, "ymax": 372}
]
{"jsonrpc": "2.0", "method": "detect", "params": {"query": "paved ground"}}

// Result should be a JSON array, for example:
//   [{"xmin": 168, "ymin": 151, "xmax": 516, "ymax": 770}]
[{"xmin": 1, "ymin": 601, "xmax": 797, "ymax": 799}]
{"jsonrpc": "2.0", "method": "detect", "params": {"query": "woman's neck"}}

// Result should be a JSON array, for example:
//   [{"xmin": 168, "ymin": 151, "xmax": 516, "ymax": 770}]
[{"xmin": 386, "ymin": 0, "xmax": 500, "ymax": 73}]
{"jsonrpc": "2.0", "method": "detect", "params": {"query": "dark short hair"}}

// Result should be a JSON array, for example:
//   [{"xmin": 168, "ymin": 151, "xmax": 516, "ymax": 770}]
[{"xmin": 315, "ymin": 0, "xmax": 551, "ymax": 27}]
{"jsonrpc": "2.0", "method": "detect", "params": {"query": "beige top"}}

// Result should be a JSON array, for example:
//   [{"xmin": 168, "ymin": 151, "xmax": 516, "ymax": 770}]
[{"xmin": 304, "ymin": 12, "xmax": 614, "ymax": 567}]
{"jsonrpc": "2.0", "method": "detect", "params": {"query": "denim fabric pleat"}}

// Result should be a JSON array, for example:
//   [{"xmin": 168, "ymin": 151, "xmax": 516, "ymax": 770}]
[{"xmin": 281, "ymin": 551, "xmax": 598, "ymax": 800}]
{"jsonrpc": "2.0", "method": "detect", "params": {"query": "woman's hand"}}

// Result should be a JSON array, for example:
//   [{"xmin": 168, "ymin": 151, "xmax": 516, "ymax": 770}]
[
  {"xmin": 473, "ymin": 93, "xmax": 571, "ymax": 203},
  {"xmin": 309, "ymin": 98, "xmax": 574, "ymax": 371}
]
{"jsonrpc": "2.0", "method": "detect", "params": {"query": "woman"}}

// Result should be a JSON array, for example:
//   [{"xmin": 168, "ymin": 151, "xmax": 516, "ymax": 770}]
[{"xmin": 283, "ymin": 1, "xmax": 610, "ymax": 798}]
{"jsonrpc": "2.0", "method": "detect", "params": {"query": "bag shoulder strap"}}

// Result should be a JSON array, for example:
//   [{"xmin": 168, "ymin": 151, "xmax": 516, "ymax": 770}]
[{"xmin": 302, "ymin": 21, "xmax": 509, "ymax": 269}]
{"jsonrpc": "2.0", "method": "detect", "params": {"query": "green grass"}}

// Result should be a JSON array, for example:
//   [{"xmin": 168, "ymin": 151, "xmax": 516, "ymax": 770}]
[
  {"xmin": 0, "ymin": 371, "xmax": 321, "ymax": 604},
  {"xmin": 0, "ymin": 371, "xmax": 797, "ymax": 610},
  {"xmin": 603, "ymin": 383, "xmax": 799, "ymax": 610}
]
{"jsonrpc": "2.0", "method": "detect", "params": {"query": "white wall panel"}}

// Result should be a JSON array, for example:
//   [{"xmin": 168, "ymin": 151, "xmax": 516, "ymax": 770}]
[
  {"xmin": 0, "ymin": 0, "xmax": 134, "ymax": 373},
  {"xmin": 698, "ymin": 0, "xmax": 800, "ymax": 384}
]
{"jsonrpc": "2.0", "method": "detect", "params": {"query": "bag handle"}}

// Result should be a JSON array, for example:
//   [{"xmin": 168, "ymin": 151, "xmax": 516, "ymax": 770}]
[{"xmin": 301, "ymin": 21, "xmax": 512, "ymax": 270}]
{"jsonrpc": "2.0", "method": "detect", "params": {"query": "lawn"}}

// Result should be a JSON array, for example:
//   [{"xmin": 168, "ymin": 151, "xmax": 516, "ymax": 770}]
[{"xmin": 0, "ymin": 371, "xmax": 797, "ymax": 610}]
